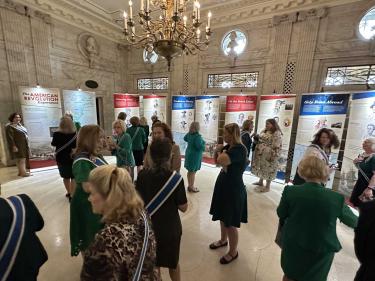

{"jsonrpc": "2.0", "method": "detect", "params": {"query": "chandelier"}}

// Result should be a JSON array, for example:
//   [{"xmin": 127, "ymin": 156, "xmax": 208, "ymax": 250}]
[{"xmin": 123, "ymin": 0, "xmax": 212, "ymax": 70}]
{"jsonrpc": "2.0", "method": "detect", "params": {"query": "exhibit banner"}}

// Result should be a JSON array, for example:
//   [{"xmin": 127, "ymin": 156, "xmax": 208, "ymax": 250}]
[
  {"xmin": 291, "ymin": 93, "xmax": 350, "ymax": 188},
  {"xmin": 338, "ymin": 91, "xmax": 375, "ymax": 197},
  {"xmin": 19, "ymin": 86, "xmax": 62, "ymax": 168},
  {"xmin": 195, "ymin": 95, "xmax": 220, "ymax": 159},
  {"xmin": 63, "ymin": 90, "xmax": 97, "ymax": 125},
  {"xmin": 143, "ymin": 95, "xmax": 167, "ymax": 124},
  {"xmin": 171, "ymin": 96, "xmax": 195, "ymax": 155},
  {"xmin": 258, "ymin": 95, "xmax": 296, "ymax": 180},
  {"xmin": 113, "ymin": 93, "xmax": 140, "ymax": 127},
  {"xmin": 224, "ymin": 95, "xmax": 257, "ymax": 127}
]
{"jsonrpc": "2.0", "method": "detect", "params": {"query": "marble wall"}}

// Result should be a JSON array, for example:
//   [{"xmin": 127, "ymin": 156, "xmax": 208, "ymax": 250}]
[
  {"xmin": 0, "ymin": 0, "xmax": 375, "ymax": 165},
  {"xmin": 0, "ymin": 2, "xmax": 128, "ymax": 164}
]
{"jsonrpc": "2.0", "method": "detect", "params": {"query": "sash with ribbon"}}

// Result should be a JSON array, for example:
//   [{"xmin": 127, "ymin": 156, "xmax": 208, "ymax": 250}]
[
  {"xmin": 0, "ymin": 196, "xmax": 26, "ymax": 281},
  {"xmin": 131, "ymin": 127, "xmax": 141, "ymax": 142},
  {"xmin": 132, "ymin": 211, "xmax": 150, "ymax": 281},
  {"xmin": 73, "ymin": 152, "xmax": 107, "ymax": 167},
  {"xmin": 145, "ymin": 171, "xmax": 183, "ymax": 217},
  {"xmin": 54, "ymin": 134, "xmax": 77, "ymax": 156}
]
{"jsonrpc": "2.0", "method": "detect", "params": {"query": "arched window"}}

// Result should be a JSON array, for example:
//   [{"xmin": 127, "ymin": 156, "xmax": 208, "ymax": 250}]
[
  {"xmin": 359, "ymin": 7, "xmax": 375, "ymax": 40},
  {"xmin": 221, "ymin": 30, "xmax": 247, "ymax": 56},
  {"xmin": 143, "ymin": 46, "xmax": 158, "ymax": 64}
]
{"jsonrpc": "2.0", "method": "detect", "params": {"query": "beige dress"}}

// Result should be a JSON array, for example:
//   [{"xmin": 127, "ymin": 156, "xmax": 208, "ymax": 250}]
[
  {"xmin": 251, "ymin": 130, "xmax": 282, "ymax": 181},
  {"xmin": 143, "ymin": 143, "xmax": 181, "ymax": 173}
]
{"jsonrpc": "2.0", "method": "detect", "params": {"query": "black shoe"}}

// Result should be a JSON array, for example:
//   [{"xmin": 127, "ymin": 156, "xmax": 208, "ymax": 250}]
[{"xmin": 220, "ymin": 252, "xmax": 238, "ymax": 264}]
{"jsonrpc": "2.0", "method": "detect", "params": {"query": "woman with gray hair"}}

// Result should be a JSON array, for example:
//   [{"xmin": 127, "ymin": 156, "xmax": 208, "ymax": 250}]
[
  {"xmin": 184, "ymin": 122, "xmax": 205, "ymax": 192},
  {"xmin": 350, "ymin": 137, "xmax": 375, "ymax": 207}
]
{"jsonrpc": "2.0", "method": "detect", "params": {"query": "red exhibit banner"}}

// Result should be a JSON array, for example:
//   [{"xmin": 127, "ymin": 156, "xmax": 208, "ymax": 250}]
[
  {"xmin": 114, "ymin": 93, "xmax": 139, "ymax": 108},
  {"xmin": 143, "ymin": 95, "xmax": 166, "ymax": 99},
  {"xmin": 226, "ymin": 95, "xmax": 257, "ymax": 112}
]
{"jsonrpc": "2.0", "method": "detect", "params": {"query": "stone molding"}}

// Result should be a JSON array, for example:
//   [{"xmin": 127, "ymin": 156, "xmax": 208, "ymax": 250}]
[
  {"xmin": 272, "ymin": 7, "xmax": 328, "ymax": 26},
  {"xmin": 10, "ymin": 0, "xmax": 361, "ymax": 44},
  {"xmin": 0, "ymin": 0, "xmax": 51, "ymax": 23}
]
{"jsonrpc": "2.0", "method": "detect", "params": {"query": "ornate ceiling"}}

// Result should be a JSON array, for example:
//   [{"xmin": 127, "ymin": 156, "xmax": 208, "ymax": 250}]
[{"xmin": 15, "ymin": 0, "xmax": 364, "ymax": 43}]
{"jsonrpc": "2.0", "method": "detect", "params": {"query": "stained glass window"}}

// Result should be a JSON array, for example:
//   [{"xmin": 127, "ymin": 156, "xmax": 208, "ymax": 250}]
[
  {"xmin": 221, "ymin": 30, "xmax": 247, "ymax": 56},
  {"xmin": 207, "ymin": 72, "xmax": 258, "ymax": 88},
  {"xmin": 325, "ymin": 65, "xmax": 375, "ymax": 86},
  {"xmin": 359, "ymin": 7, "xmax": 375, "ymax": 40},
  {"xmin": 137, "ymin": 77, "xmax": 169, "ymax": 90}
]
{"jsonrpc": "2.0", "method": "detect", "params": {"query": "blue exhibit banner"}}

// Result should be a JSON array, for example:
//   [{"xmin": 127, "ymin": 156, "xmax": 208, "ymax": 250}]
[
  {"xmin": 172, "ymin": 96, "xmax": 195, "ymax": 110},
  {"xmin": 352, "ymin": 91, "xmax": 375, "ymax": 100},
  {"xmin": 195, "ymin": 95, "xmax": 219, "ymax": 100},
  {"xmin": 300, "ymin": 94, "xmax": 350, "ymax": 116}
]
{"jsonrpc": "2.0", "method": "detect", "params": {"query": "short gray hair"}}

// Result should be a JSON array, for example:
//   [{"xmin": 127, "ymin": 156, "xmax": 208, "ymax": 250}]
[
  {"xmin": 364, "ymin": 137, "xmax": 375, "ymax": 151},
  {"xmin": 189, "ymin": 122, "xmax": 200, "ymax": 134}
]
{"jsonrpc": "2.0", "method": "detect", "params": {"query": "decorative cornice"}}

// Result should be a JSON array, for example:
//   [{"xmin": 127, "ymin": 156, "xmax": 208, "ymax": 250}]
[
  {"xmin": 8, "ymin": 0, "xmax": 364, "ymax": 44},
  {"xmin": 298, "ymin": 7, "xmax": 327, "ymax": 21},
  {"xmin": 0, "ymin": 0, "xmax": 51, "ymax": 23}
]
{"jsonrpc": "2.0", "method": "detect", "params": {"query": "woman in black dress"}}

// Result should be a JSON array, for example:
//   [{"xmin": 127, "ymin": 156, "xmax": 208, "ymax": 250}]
[
  {"xmin": 51, "ymin": 116, "xmax": 77, "ymax": 200},
  {"xmin": 209, "ymin": 123, "xmax": 248, "ymax": 265},
  {"xmin": 136, "ymin": 138, "xmax": 188, "ymax": 281}
]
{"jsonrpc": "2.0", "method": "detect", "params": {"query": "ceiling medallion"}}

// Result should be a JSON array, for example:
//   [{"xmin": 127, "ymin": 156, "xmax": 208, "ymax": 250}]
[{"xmin": 123, "ymin": 0, "xmax": 212, "ymax": 70}]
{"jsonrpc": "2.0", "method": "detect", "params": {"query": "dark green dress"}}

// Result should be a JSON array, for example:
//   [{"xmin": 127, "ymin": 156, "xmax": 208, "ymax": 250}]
[
  {"xmin": 184, "ymin": 132, "xmax": 205, "ymax": 172},
  {"xmin": 209, "ymin": 144, "xmax": 248, "ymax": 227},
  {"xmin": 70, "ymin": 154, "xmax": 107, "ymax": 256}
]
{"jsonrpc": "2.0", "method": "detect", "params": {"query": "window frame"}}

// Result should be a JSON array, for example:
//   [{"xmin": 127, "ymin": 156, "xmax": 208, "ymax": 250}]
[
  {"xmin": 221, "ymin": 29, "xmax": 248, "ymax": 57},
  {"xmin": 137, "ymin": 77, "xmax": 169, "ymax": 91},
  {"xmin": 207, "ymin": 71, "xmax": 259, "ymax": 89},
  {"xmin": 324, "ymin": 65, "xmax": 375, "ymax": 87}
]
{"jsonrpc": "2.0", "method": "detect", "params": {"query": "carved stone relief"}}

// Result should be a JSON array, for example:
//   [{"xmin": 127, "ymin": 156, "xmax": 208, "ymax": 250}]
[{"xmin": 78, "ymin": 33, "xmax": 100, "ymax": 68}]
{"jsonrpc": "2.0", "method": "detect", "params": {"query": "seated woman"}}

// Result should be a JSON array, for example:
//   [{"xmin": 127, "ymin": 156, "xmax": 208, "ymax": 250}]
[
  {"xmin": 81, "ymin": 165, "xmax": 159, "ymax": 280},
  {"xmin": 0, "ymin": 194, "xmax": 48, "ymax": 281},
  {"xmin": 136, "ymin": 139, "xmax": 188, "ymax": 281},
  {"xmin": 277, "ymin": 156, "xmax": 358, "ymax": 281}
]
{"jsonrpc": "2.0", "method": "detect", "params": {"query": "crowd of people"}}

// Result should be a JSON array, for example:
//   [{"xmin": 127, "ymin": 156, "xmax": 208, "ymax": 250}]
[{"xmin": 1, "ymin": 111, "xmax": 375, "ymax": 281}]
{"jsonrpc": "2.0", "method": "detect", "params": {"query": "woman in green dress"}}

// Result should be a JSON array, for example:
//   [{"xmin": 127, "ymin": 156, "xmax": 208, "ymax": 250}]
[
  {"xmin": 109, "ymin": 120, "xmax": 135, "ymax": 177},
  {"xmin": 277, "ymin": 156, "xmax": 358, "ymax": 281},
  {"xmin": 70, "ymin": 125, "xmax": 108, "ymax": 256},
  {"xmin": 184, "ymin": 122, "xmax": 205, "ymax": 192},
  {"xmin": 209, "ymin": 123, "xmax": 248, "ymax": 265},
  {"xmin": 127, "ymin": 116, "xmax": 147, "ymax": 175}
]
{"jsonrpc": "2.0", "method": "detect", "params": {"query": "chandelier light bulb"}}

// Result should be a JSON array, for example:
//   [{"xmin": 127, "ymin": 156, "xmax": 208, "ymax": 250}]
[{"xmin": 208, "ymin": 11, "xmax": 212, "ymax": 28}]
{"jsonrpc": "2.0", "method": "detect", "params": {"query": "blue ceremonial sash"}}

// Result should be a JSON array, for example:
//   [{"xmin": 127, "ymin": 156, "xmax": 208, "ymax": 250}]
[
  {"xmin": 0, "ymin": 196, "xmax": 26, "ymax": 281},
  {"xmin": 132, "ymin": 211, "xmax": 150, "ymax": 281},
  {"xmin": 145, "ymin": 171, "xmax": 182, "ymax": 217},
  {"xmin": 73, "ymin": 153, "xmax": 107, "ymax": 167}
]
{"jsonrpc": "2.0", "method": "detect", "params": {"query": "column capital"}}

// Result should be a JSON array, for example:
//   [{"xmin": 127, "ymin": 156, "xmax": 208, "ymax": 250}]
[{"xmin": 0, "ymin": 0, "xmax": 51, "ymax": 24}]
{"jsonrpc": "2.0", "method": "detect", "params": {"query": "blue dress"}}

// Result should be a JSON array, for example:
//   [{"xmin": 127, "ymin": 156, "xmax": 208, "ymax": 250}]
[
  {"xmin": 184, "ymin": 132, "xmax": 205, "ymax": 172},
  {"xmin": 210, "ymin": 144, "xmax": 248, "ymax": 228}
]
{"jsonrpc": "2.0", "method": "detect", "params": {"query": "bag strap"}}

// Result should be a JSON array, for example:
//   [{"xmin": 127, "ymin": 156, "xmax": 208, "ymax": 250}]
[
  {"xmin": 131, "ymin": 127, "xmax": 141, "ymax": 142},
  {"xmin": 55, "ymin": 134, "xmax": 77, "ymax": 155},
  {"xmin": 309, "ymin": 144, "xmax": 329, "ymax": 165},
  {"xmin": 356, "ymin": 156, "xmax": 374, "ymax": 183},
  {"xmin": 0, "ymin": 196, "xmax": 26, "ymax": 281},
  {"xmin": 132, "ymin": 211, "xmax": 150, "ymax": 281},
  {"xmin": 145, "ymin": 171, "xmax": 182, "ymax": 217}
]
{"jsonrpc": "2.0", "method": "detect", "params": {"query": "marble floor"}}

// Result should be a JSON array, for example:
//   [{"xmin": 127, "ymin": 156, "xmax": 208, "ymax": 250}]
[{"xmin": 0, "ymin": 159, "xmax": 359, "ymax": 281}]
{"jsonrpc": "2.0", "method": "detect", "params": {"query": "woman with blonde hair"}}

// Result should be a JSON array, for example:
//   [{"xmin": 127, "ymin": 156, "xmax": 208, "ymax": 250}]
[
  {"xmin": 209, "ymin": 123, "xmax": 248, "ymax": 264},
  {"xmin": 252, "ymin": 118, "xmax": 283, "ymax": 192},
  {"xmin": 51, "ymin": 116, "xmax": 77, "ymax": 201},
  {"xmin": 81, "ymin": 165, "xmax": 159, "ymax": 280},
  {"xmin": 109, "ymin": 120, "xmax": 135, "ymax": 176},
  {"xmin": 70, "ymin": 125, "xmax": 108, "ymax": 257},
  {"xmin": 184, "ymin": 122, "xmax": 205, "ymax": 192},
  {"xmin": 277, "ymin": 155, "xmax": 357, "ymax": 281}
]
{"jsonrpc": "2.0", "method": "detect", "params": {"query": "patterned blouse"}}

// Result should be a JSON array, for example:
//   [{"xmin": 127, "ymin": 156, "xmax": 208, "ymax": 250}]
[{"xmin": 81, "ymin": 216, "xmax": 159, "ymax": 281}]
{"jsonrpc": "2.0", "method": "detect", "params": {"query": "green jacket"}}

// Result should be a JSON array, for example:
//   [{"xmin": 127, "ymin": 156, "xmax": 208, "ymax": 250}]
[
  {"xmin": 111, "ymin": 133, "xmax": 135, "ymax": 167},
  {"xmin": 126, "ymin": 126, "xmax": 146, "ymax": 151},
  {"xmin": 277, "ymin": 183, "xmax": 358, "ymax": 253}
]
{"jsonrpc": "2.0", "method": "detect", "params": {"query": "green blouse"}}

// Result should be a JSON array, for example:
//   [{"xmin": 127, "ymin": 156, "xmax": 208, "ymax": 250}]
[{"xmin": 70, "ymin": 155, "xmax": 107, "ymax": 256}]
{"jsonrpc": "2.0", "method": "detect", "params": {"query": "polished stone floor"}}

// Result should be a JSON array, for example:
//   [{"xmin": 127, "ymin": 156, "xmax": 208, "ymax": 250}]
[{"xmin": 0, "ymin": 159, "xmax": 359, "ymax": 281}]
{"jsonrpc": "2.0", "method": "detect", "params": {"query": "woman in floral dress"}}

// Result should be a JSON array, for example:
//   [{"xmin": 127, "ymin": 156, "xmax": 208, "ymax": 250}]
[{"xmin": 251, "ymin": 118, "xmax": 282, "ymax": 192}]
